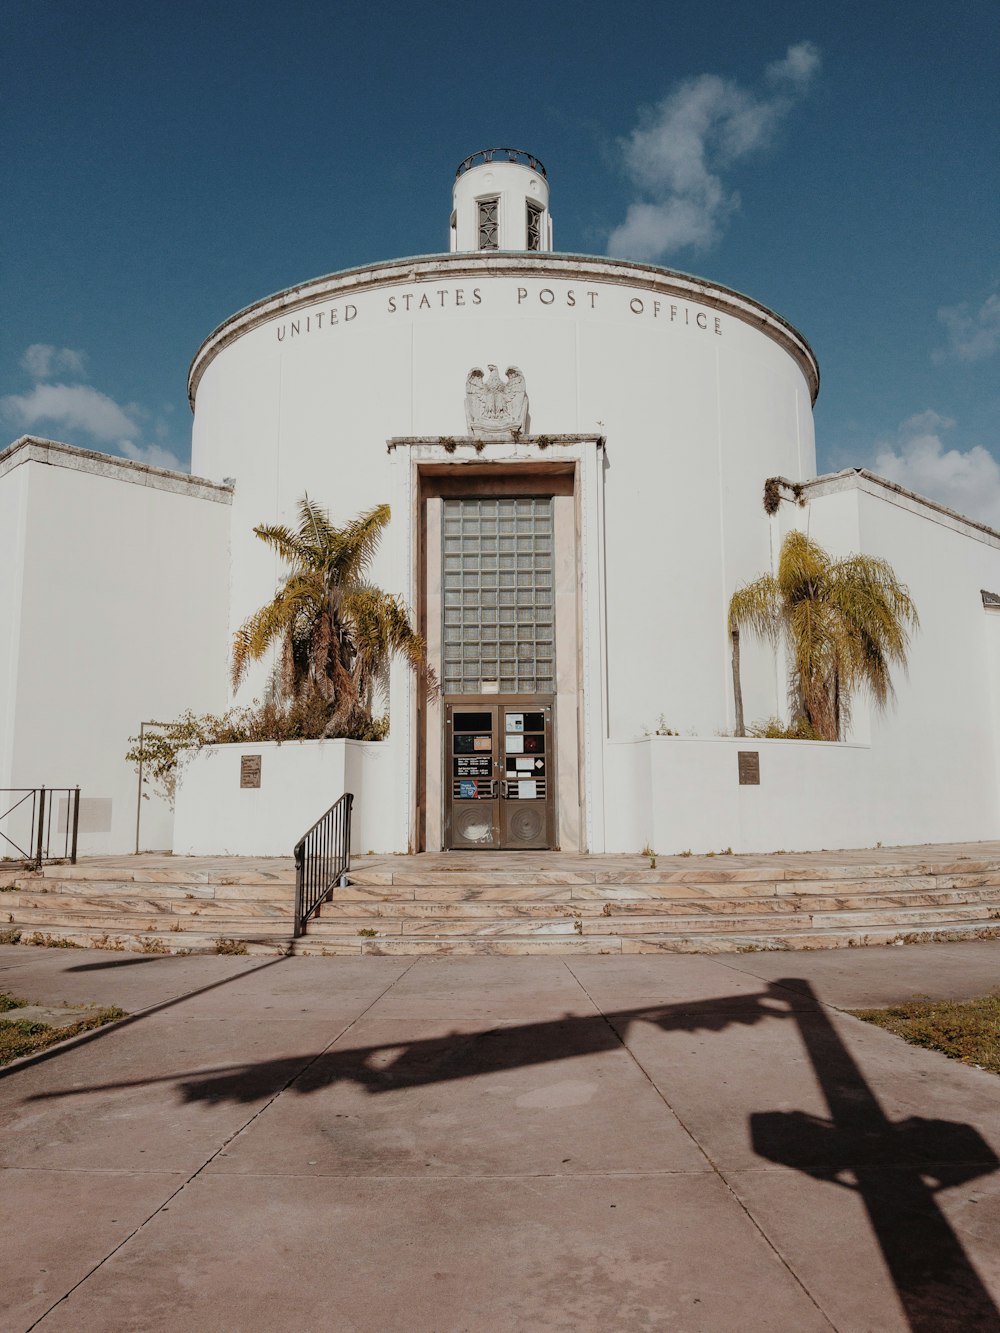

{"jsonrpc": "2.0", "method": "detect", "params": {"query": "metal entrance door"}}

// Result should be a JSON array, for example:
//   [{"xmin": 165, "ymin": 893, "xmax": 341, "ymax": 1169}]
[{"xmin": 445, "ymin": 697, "xmax": 554, "ymax": 849}]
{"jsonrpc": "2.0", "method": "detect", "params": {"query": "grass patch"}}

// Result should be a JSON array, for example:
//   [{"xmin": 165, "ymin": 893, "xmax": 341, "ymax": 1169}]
[
  {"xmin": 849, "ymin": 994, "xmax": 1000, "ymax": 1075},
  {"xmin": 0, "ymin": 1006, "xmax": 126, "ymax": 1066},
  {"xmin": 0, "ymin": 928, "xmax": 22, "ymax": 945},
  {"xmin": 214, "ymin": 938, "xmax": 249, "ymax": 955},
  {"xmin": 23, "ymin": 932, "xmax": 83, "ymax": 948},
  {"xmin": 0, "ymin": 991, "xmax": 27, "ymax": 1012}
]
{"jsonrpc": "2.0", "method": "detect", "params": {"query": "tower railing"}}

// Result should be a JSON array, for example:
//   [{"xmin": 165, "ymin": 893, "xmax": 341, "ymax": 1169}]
[{"xmin": 456, "ymin": 148, "xmax": 547, "ymax": 178}]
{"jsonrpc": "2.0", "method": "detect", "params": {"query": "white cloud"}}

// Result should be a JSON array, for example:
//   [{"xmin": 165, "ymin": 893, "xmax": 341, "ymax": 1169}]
[
  {"xmin": 20, "ymin": 344, "xmax": 87, "ymax": 379},
  {"xmin": 766, "ymin": 42, "xmax": 822, "ymax": 90},
  {"xmin": 935, "ymin": 291, "xmax": 1000, "ymax": 363},
  {"xmin": 119, "ymin": 439, "xmax": 184, "ymax": 472},
  {"xmin": 873, "ymin": 411, "xmax": 1000, "ymax": 529},
  {"xmin": 2, "ymin": 382, "xmax": 141, "ymax": 442},
  {"xmin": 3, "ymin": 344, "xmax": 188, "ymax": 474},
  {"xmin": 608, "ymin": 42, "xmax": 820, "ymax": 261}
]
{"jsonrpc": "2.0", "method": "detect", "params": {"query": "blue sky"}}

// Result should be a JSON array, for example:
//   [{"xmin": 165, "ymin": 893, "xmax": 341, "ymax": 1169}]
[{"xmin": 4, "ymin": 1, "xmax": 998, "ymax": 522}]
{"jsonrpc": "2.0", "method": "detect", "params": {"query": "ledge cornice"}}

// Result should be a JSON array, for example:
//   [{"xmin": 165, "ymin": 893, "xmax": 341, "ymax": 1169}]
[
  {"xmin": 188, "ymin": 252, "xmax": 819, "ymax": 410},
  {"xmin": 0, "ymin": 436, "xmax": 232, "ymax": 504},
  {"xmin": 773, "ymin": 468, "xmax": 1000, "ymax": 550}
]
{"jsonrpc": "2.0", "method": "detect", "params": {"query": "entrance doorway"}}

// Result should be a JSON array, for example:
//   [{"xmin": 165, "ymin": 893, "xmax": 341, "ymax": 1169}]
[
  {"xmin": 445, "ymin": 697, "xmax": 554, "ymax": 849},
  {"xmin": 414, "ymin": 460, "xmax": 588, "ymax": 854}
]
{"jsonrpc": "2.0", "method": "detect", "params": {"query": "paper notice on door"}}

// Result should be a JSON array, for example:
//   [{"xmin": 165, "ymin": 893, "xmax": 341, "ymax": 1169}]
[
  {"xmin": 473, "ymin": 736, "xmax": 492, "ymax": 751},
  {"xmin": 517, "ymin": 780, "xmax": 537, "ymax": 799},
  {"xmin": 506, "ymin": 735, "xmax": 524, "ymax": 753},
  {"xmin": 515, "ymin": 757, "xmax": 534, "ymax": 770},
  {"xmin": 506, "ymin": 714, "xmax": 524, "ymax": 732}
]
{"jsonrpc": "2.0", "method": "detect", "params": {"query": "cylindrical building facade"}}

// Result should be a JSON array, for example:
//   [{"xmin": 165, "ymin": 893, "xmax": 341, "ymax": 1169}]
[{"xmin": 188, "ymin": 156, "xmax": 819, "ymax": 852}]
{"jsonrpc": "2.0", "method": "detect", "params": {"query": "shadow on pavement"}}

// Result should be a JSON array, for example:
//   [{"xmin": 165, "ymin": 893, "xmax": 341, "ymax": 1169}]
[
  {"xmin": 23, "ymin": 978, "xmax": 1000, "ymax": 1330},
  {"xmin": 66, "ymin": 956, "xmax": 168, "ymax": 972}
]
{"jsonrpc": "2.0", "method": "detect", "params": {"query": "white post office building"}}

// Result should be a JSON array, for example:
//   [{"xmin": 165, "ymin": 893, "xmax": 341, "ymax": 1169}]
[{"xmin": 4, "ymin": 149, "xmax": 1000, "ymax": 859}]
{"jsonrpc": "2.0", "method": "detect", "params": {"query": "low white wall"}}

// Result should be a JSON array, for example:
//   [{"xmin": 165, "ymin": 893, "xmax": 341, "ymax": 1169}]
[
  {"xmin": 605, "ymin": 736, "xmax": 885, "ymax": 855},
  {"xmin": 172, "ymin": 739, "xmax": 397, "ymax": 857}
]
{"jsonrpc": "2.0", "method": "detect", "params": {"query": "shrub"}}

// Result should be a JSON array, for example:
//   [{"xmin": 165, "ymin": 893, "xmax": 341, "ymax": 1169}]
[
  {"xmin": 126, "ymin": 690, "xmax": 389, "ymax": 803},
  {"xmin": 747, "ymin": 716, "xmax": 825, "ymax": 741}
]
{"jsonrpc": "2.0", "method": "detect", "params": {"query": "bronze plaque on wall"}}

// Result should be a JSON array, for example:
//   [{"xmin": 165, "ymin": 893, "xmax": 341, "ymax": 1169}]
[
  {"xmin": 738, "ymin": 751, "xmax": 760, "ymax": 785},
  {"xmin": 240, "ymin": 755, "xmax": 262, "ymax": 788}
]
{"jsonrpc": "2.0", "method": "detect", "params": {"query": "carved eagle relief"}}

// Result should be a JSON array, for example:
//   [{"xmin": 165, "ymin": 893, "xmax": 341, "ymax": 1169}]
[{"xmin": 464, "ymin": 364, "xmax": 529, "ymax": 438}]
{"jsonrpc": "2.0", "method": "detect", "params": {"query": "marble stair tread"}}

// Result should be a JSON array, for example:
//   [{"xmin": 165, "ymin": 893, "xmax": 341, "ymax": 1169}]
[
  {"xmin": 11, "ymin": 926, "xmax": 291, "ymax": 955},
  {"xmin": 9, "ymin": 892, "xmax": 293, "ymax": 917}
]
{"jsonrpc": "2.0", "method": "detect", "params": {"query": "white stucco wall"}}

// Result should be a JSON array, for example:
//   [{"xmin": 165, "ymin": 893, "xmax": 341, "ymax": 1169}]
[
  {"xmin": 0, "ymin": 462, "xmax": 28, "ymax": 792},
  {"xmin": 0, "ymin": 441, "xmax": 232, "ymax": 854},
  {"xmin": 604, "ymin": 736, "xmax": 874, "ymax": 854},
  {"xmin": 187, "ymin": 252, "xmax": 818, "ymax": 855},
  {"xmin": 172, "ymin": 739, "xmax": 393, "ymax": 856}
]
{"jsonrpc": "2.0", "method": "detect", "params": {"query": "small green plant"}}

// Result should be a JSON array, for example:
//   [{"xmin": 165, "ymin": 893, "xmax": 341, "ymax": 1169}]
[
  {"xmin": 214, "ymin": 938, "xmax": 249, "ymax": 955},
  {"xmin": 0, "ymin": 992, "xmax": 27, "ymax": 1012},
  {"xmin": 357, "ymin": 928, "xmax": 378, "ymax": 938}
]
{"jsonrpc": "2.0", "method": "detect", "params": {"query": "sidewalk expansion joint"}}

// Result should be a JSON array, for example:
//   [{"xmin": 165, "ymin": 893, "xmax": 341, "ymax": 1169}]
[{"xmin": 25, "ymin": 956, "xmax": 421, "ymax": 1331}]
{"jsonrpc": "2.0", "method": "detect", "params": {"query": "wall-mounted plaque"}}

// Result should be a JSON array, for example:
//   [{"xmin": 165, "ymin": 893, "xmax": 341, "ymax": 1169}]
[
  {"xmin": 738, "ymin": 751, "xmax": 760, "ymax": 786},
  {"xmin": 240, "ymin": 754, "xmax": 262, "ymax": 788}
]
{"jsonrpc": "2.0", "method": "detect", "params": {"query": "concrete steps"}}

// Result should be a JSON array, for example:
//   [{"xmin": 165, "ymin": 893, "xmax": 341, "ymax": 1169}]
[
  {"xmin": 292, "ymin": 853, "xmax": 1000, "ymax": 955},
  {"xmin": 3, "ymin": 849, "xmax": 999, "ymax": 957},
  {"xmin": 1, "ymin": 863, "xmax": 296, "ymax": 955}
]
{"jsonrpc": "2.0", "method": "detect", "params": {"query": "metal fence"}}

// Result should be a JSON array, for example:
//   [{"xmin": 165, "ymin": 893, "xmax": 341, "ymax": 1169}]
[{"xmin": 0, "ymin": 787, "xmax": 80, "ymax": 868}]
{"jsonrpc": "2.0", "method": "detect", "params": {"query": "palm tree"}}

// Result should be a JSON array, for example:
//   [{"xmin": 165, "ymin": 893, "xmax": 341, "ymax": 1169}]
[
  {"xmin": 231, "ymin": 497, "xmax": 424, "ymax": 739},
  {"xmin": 728, "ymin": 530, "xmax": 918, "ymax": 741}
]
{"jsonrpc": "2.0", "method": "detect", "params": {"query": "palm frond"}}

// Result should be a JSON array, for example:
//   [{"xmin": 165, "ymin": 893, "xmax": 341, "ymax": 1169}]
[
  {"xmin": 728, "ymin": 530, "xmax": 918, "ymax": 742},
  {"xmin": 232, "ymin": 496, "xmax": 419, "ymax": 737},
  {"xmin": 728, "ymin": 575, "xmax": 781, "ymax": 639}
]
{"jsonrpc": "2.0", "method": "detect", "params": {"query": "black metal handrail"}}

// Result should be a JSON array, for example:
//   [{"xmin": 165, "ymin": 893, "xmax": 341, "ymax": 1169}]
[
  {"xmin": 293, "ymin": 792, "xmax": 353, "ymax": 936},
  {"xmin": 0, "ymin": 787, "xmax": 80, "ymax": 868}
]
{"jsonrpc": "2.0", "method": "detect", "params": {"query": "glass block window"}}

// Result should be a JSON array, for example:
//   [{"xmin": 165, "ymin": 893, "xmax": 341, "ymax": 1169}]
[
  {"xmin": 442, "ymin": 497, "xmax": 555, "ymax": 694},
  {"xmin": 526, "ymin": 202, "xmax": 543, "ymax": 251},
  {"xmin": 478, "ymin": 197, "xmax": 499, "ymax": 250}
]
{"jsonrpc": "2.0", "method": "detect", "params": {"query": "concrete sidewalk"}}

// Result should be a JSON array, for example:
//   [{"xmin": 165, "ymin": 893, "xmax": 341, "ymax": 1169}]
[{"xmin": 2, "ymin": 942, "xmax": 999, "ymax": 1331}]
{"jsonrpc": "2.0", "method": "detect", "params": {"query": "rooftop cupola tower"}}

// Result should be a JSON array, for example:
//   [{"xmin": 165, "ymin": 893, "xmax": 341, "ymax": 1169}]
[{"xmin": 451, "ymin": 148, "xmax": 552, "ymax": 253}]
